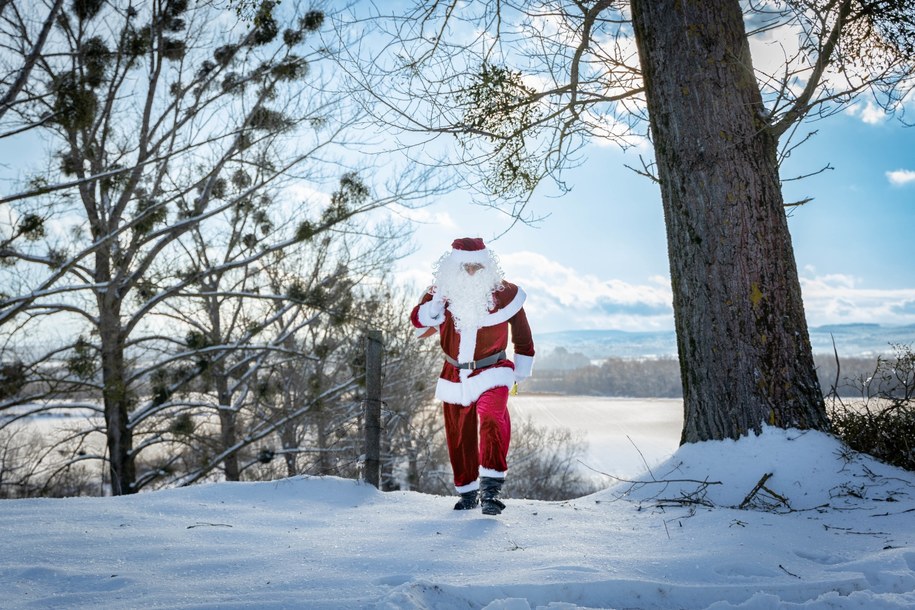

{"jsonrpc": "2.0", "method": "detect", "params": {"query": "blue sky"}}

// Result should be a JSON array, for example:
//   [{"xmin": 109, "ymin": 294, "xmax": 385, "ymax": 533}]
[
  {"xmin": 5, "ymin": 96, "xmax": 913, "ymax": 338},
  {"xmin": 385, "ymin": 5, "xmax": 915, "ymax": 336},
  {"xmin": 393, "ymin": 108, "xmax": 915, "ymax": 335},
  {"xmin": 2, "ymin": 4, "xmax": 912, "ymax": 338}
]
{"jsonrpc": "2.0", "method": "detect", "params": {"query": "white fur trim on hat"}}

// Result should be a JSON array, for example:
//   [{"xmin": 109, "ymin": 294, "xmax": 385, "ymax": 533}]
[{"xmin": 450, "ymin": 248, "xmax": 490, "ymax": 265}]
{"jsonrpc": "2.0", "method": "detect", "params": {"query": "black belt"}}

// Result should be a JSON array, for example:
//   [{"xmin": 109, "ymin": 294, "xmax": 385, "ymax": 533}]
[{"xmin": 443, "ymin": 350, "xmax": 506, "ymax": 370}]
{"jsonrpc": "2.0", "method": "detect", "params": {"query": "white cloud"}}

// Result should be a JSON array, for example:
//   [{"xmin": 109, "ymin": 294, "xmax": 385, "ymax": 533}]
[
  {"xmin": 283, "ymin": 182, "xmax": 331, "ymax": 207},
  {"xmin": 392, "ymin": 207, "xmax": 457, "ymax": 229},
  {"xmin": 846, "ymin": 100, "xmax": 886, "ymax": 125},
  {"xmin": 397, "ymin": 255, "xmax": 915, "ymax": 335},
  {"xmin": 800, "ymin": 273, "xmax": 915, "ymax": 327},
  {"xmin": 886, "ymin": 169, "xmax": 915, "ymax": 186},
  {"xmin": 748, "ymin": 25, "xmax": 803, "ymax": 83},
  {"xmin": 499, "ymin": 251, "xmax": 674, "ymax": 332},
  {"xmin": 801, "ymin": 273, "xmax": 858, "ymax": 292},
  {"xmin": 508, "ymin": 262, "xmax": 915, "ymax": 332}
]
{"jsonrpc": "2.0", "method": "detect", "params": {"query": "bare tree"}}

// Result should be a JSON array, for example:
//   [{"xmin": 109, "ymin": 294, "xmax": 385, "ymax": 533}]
[
  {"xmin": 0, "ymin": 0, "xmax": 437, "ymax": 494},
  {"xmin": 128, "ymin": 165, "xmax": 412, "ymax": 485},
  {"xmin": 357, "ymin": 283, "xmax": 443, "ymax": 491},
  {"xmin": 169, "ymin": 228, "xmax": 440, "ymax": 488},
  {"xmin": 333, "ymin": 0, "xmax": 915, "ymax": 444},
  {"xmin": 0, "ymin": 0, "xmax": 65, "ymax": 129}
]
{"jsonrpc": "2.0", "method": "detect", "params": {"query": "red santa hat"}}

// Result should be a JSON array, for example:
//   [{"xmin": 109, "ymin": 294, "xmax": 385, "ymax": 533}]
[{"xmin": 448, "ymin": 237, "xmax": 490, "ymax": 265}]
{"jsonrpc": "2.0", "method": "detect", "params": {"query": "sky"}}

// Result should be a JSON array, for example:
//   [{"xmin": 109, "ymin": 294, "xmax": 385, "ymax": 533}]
[
  {"xmin": 387, "ymin": 10, "xmax": 915, "ymax": 336},
  {"xmin": 2, "ymin": 404, "xmax": 914, "ymax": 609},
  {"xmin": 5, "ymin": 107, "xmax": 911, "ymax": 338},
  {"xmin": 391, "ymin": 107, "xmax": 915, "ymax": 335},
  {"xmin": 2, "ymin": 3, "xmax": 913, "ymax": 340}
]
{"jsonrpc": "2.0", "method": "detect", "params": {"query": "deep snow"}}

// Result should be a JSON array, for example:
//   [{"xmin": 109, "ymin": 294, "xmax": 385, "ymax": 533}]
[{"xmin": 2, "ymin": 420, "xmax": 914, "ymax": 609}]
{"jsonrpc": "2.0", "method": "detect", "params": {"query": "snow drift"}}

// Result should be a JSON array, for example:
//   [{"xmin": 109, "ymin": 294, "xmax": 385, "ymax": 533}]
[{"xmin": 1, "ymin": 427, "xmax": 914, "ymax": 609}]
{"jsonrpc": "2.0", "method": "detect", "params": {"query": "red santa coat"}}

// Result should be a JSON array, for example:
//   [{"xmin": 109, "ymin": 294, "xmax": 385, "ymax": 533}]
[{"xmin": 410, "ymin": 281, "xmax": 535, "ymax": 406}]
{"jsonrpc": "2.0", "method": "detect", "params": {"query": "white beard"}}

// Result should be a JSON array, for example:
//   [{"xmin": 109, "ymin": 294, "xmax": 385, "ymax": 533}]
[{"xmin": 433, "ymin": 261, "xmax": 502, "ymax": 333}]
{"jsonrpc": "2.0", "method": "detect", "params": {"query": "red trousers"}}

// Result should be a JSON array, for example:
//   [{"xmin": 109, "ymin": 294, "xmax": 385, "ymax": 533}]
[{"xmin": 443, "ymin": 385, "xmax": 511, "ymax": 491}]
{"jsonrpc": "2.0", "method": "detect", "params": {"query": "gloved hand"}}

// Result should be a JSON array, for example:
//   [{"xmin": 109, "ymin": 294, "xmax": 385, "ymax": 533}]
[
  {"xmin": 417, "ymin": 291, "xmax": 446, "ymax": 327},
  {"xmin": 428, "ymin": 293, "xmax": 445, "ymax": 319}
]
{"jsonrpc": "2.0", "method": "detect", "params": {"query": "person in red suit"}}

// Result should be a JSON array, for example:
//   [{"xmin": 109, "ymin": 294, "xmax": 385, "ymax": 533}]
[{"xmin": 410, "ymin": 237, "xmax": 535, "ymax": 515}]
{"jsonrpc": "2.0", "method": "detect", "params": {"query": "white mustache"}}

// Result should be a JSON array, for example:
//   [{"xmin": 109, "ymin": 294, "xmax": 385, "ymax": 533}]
[{"xmin": 434, "ymin": 266, "xmax": 500, "ymax": 331}]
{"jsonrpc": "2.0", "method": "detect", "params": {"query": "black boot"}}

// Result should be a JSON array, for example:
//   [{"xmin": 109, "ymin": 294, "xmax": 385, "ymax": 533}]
[
  {"xmin": 480, "ymin": 476, "xmax": 506, "ymax": 515},
  {"xmin": 453, "ymin": 489, "xmax": 479, "ymax": 510}
]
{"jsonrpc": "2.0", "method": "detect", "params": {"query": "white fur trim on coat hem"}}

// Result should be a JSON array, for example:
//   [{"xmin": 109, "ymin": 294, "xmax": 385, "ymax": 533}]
[{"xmin": 435, "ymin": 366, "xmax": 516, "ymax": 406}]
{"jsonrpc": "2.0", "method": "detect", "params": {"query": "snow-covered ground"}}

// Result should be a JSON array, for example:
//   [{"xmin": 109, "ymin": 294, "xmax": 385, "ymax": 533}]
[{"xmin": 2, "ymin": 397, "xmax": 915, "ymax": 609}]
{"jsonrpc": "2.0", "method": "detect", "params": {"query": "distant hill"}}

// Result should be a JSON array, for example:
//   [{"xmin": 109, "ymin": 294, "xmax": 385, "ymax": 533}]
[{"xmin": 534, "ymin": 324, "xmax": 915, "ymax": 360}]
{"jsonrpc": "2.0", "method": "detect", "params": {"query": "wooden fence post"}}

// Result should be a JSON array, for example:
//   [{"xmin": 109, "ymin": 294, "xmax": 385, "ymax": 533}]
[{"xmin": 363, "ymin": 329, "xmax": 383, "ymax": 488}]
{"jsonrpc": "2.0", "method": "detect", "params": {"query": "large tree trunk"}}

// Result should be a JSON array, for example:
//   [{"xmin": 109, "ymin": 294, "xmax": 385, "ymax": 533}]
[{"xmin": 629, "ymin": 0, "xmax": 829, "ymax": 443}]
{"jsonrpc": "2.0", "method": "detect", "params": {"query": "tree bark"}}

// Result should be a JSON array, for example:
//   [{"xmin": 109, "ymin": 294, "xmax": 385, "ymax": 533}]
[
  {"xmin": 629, "ymin": 0, "xmax": 829, "ymax": 443},
  {"xmin": 0, "ymin": 0, "xmax": 65, "ymax": 124},
  {"xmin": 215, "ymin": 374, "xmax": 240, "ymax": 481},
  {"xmin": 314, "ymin": 401, "xmax": 332, "ymax": 476},
  {"xmin": 207, "ymin": 293, "xmax": 240, "ymax": 482},
  {"xmin": 98, "ymin": 296, "xmax": 136, "ymax": 495},
  {"xmin": 281, "ymin": 421, "xmax": 299, "ymax": 477}
]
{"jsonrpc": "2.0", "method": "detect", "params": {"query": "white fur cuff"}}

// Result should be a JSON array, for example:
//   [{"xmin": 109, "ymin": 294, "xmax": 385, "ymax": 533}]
[
  {"xmin": 513, "ymin": 354, "xmax": 534, "ymax": 381},
  {"xmin": 480, "ymin": 467, "xmax": 505, "ymax": 479},
  {"xmin": 455, "ymin": 480, "xmax": 480, "ymax": 493}
]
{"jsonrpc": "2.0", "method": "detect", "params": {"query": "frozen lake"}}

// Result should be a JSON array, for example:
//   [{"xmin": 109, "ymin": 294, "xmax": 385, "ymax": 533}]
[
  {"xmin": 3, "ymin": 395, "xmax": 684, "ymax": 493},
  {"xmin": 510, "ymin": 394, "xmax": 683, "ymax": 481}
]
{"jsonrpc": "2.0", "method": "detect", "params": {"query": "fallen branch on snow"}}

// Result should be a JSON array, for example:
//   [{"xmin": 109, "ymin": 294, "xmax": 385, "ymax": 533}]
[{"xmin": 739, "ymin": 472, "xmax": 791, "ymax": 510}]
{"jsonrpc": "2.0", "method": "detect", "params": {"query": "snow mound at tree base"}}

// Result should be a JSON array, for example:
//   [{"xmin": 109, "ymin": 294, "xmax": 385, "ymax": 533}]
[{"xmin": 605, "ymin": 426, "xmax": 914, "ymax": 511}]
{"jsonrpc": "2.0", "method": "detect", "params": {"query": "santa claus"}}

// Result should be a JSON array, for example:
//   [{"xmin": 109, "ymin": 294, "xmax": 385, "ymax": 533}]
[{"xmin": 410, "ymin": 237, "xmax": 535, "ymax": 515}]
